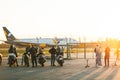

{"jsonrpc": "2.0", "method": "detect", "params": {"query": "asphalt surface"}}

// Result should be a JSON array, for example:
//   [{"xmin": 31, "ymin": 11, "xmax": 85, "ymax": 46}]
[{"xmin": 0, "ymin": 56, "xmax": 120, "ymax": 80}]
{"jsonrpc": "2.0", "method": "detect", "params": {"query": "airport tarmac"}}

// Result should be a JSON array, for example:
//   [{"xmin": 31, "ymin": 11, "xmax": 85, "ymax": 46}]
[{"xmin": 0, "ymin": 56, "xmax": 120, "ymax": 80}]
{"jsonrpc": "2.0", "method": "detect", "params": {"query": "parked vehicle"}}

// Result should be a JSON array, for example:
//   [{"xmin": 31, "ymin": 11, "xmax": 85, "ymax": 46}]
[
  {"xmin": 57, "ymin": 55, "xmax": 64, "ymax": 66},
  {"xmin": 8, "ymin": 53, "xmax": 16, "ymax": 67},
  {"xmin": 37, "ymin": 54, "xmax": 46, "ymax": 67}
]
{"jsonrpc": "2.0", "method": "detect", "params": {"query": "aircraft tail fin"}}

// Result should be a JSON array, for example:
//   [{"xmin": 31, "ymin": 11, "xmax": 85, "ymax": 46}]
[
  {"xmin": 52, "ymin": 38, "xmax": 60, "ymax": 45},
  {"xmin": 3, "ymin": 27, "xmax": 16, "ymax": 41}
]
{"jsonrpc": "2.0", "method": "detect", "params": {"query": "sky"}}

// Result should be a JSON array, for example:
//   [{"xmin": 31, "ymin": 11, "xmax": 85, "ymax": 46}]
[{"xmin": 0, "ymin": 0, "xmax": 120, "ymax": 42}]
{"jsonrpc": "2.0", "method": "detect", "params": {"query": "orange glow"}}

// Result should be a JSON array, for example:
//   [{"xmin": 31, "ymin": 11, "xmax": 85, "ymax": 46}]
[{"xmin": 40, "ymin": 44, "xmax": 46, "ymax": 48}]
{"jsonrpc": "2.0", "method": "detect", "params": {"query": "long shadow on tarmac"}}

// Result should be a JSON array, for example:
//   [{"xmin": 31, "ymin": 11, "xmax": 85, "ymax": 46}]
[
  {"xmin": 85, "ymin": 67, "xmax": 109, "ymax": 79},
  {"xmin": 0, "ymin": 66, "xmax": 61, "ymax": 80},
  {"xmin": 105, "ymin": 66, "xmax": 119, "ymax": 80},
  {"xmin": 66, "ymin": 67, "xmax": 98, "ymax": 80},
  {"xmin": 66, "ymin": 66, "xmax": 120, "ymax": 80}
]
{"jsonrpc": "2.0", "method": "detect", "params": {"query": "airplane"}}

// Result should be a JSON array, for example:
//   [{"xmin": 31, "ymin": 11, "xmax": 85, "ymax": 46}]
[{"xmin": 1, "ymin": 27, "xmax": 78, "ymax": 48}]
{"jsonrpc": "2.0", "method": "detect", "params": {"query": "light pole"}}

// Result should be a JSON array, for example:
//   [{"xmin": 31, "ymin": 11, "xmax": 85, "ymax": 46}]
[
  {"xmin": 65, "ymin": 37, "xmax": 69, "ymax": 59},
  {"xmin": 84, "ymin": 37, "xmax": 86, "ymax": 59}
]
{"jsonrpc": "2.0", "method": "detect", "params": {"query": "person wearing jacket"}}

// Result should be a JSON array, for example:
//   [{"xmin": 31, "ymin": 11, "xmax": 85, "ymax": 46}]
[
  {"xmin": 49, "ymin": 46, "xmax": 57, "ymax": 66},
  {"xmin": 29, "ymin": 45, "xmax": 37, "ymax": 67},
  {"xmin": 94, "ymin": 45, "xmax": 102, "ymax": 67},
  {"xmin": 104, "ymin": 46, "xmax": 110, "ymax": 67}
]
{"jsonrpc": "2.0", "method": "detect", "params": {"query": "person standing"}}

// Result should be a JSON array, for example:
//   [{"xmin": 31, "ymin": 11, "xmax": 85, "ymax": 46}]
[
  {"xmin": 49, "ymin": 46, "xmax": 57, "ymax": 66},
  {"xmin": 99, "ymin": 47, "xmax": 102, "ymax": 66},
  {"xmin": 104, "ymin": 46, "xmax": 110, "ymax": 67},
  {"xmin": 29, "ymin": 45, "xmax": 37, "ymax": 67},
  {"xmin": 94, "ymin": 45, "xmax": 102, "ymax": 67}
]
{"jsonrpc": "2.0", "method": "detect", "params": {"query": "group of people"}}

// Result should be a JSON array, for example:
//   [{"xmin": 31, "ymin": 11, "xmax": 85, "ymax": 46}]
[
  {"xmin": 8, "ymin": 44, "xmax": 41, "ymax": 67},
  {"xmin": 7, "ymin": 44, "xmax": 119, "ymax": 67},
  {"xmin": 94, "ymin": 44, "xmax": 111, "ymax": 67},
  {"xmin": 22, "ymin": 45, "xmax": 46, "ymax": 67},
  {"xmin": 8, "ymin": 44, "xmax": 64, "ymax": 67}
]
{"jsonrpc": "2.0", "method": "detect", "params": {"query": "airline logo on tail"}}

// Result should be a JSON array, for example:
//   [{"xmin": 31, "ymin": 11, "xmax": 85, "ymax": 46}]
[
  {"xmin": 52, "ymin": 38, "xmax": 60, "ymax": 45},
  {"xmin": 3, "ymin": 27, "xmax": 16, "ymax": 41}
]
